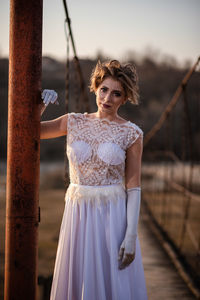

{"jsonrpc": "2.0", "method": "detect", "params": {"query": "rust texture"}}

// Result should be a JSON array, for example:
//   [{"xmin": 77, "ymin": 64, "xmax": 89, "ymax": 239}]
[{"xmin": 4, "ymin": 0, "xmax": 42, "ymax": 299}]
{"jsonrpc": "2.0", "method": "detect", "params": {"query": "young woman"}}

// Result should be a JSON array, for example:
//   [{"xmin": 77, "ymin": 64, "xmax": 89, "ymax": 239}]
[{"xmin": 41, "ymin": 60, "xmax": 148, "ymax": 300}]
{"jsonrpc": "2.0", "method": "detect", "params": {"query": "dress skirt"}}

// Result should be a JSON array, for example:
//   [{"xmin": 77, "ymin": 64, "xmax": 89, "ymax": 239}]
[{"xmin": 50, "ymin": 183, "xmax": 148, "ymax": 300}]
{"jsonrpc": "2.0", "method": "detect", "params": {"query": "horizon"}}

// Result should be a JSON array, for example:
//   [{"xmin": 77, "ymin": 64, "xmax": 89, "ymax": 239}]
[{"xmin": 0, "ymin": 52, "xmax": 198, "ymax": 70}]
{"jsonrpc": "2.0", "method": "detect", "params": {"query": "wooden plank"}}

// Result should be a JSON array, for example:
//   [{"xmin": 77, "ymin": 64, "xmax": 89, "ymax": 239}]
[{"xmin": 139, "ymin": 204, "xmax": 197, "ymax": 299}]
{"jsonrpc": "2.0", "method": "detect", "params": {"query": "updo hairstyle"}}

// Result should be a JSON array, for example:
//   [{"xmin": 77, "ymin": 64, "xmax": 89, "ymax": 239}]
[{"xmin": 89, "ymin": 60, "xmax": 139, "ymax": 105}]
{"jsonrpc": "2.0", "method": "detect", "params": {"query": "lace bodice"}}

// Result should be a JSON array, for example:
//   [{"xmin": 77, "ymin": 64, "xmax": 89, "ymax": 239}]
[{"xmin": 66, "ymin": 113, "xmax": 143, "ymax": 186}]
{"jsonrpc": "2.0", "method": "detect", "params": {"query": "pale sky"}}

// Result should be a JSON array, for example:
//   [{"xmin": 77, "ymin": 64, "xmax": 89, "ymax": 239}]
[{"xmin": 0, "ymin": 0, "xmax": 199, "ymax": 65}]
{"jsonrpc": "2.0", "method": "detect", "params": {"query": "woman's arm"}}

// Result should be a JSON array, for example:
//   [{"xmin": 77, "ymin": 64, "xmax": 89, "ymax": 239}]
[
  {"xmin": 118, "ymin": 136, "xmax": 143, "ymax": 270},
  {"xmin": 40, "ymin": 114, "xmax": 68, "ymax": 139},
  {"xmin": 40, "ymin": 103, "xmax": 47, "ymax": 116},
  {"xmin": 125, "ymin": 135, "xmax": 143, "ymax": 188}
]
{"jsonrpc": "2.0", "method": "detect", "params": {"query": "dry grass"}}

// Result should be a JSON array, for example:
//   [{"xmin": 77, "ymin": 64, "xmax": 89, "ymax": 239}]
[{"xmin": 38, "ymin": 189, "xmax": 65, "ymax": 276}]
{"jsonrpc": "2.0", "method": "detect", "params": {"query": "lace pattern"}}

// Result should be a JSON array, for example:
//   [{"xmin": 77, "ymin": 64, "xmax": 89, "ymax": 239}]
[{"xmin": 66, "ymin": 113, "xmax": 143, "ymax": 186}]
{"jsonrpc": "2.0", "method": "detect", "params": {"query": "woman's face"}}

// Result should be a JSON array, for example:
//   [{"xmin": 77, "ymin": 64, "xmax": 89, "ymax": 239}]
[{"xmin": 96, "ymin": 77, "xmax": 126, "ymax": 115}]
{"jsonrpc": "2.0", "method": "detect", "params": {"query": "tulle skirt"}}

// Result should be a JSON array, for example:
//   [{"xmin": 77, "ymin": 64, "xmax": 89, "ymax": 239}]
[{"xmin": 50, "ymin": 183, "xmax": 148, "ymax": 300}]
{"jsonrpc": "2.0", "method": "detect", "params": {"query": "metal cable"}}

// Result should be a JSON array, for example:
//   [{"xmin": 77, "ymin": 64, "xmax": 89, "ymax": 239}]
[
  {"xmin": 62, "ymin": 0, "xmax": 90, "ymax": 113},
  {"xmin": 144, "ymin": 57, "xmax": 200, "ymax": 147}
]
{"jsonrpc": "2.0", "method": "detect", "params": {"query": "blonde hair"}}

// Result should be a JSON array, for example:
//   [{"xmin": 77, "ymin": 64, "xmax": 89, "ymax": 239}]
[{"xmin": 89, "ymin": 60, "xmax": 139, "ymax": 105}]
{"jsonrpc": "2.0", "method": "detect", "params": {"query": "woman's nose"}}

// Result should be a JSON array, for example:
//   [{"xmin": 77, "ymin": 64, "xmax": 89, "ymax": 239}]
[{"xmin": 104, "ymin": 93, "xmax": 111, "ymax": 102}]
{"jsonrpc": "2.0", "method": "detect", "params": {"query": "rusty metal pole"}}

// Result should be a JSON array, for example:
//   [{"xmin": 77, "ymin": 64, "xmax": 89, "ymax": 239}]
[{"xmin": 4, "ymin": 0, "xmax": 42, "ymax": 299}]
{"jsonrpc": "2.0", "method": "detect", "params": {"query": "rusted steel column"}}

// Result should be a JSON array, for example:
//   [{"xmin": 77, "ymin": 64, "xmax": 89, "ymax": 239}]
[{"xmin": 4, "ymin": 1, "xmax": 42, "ymax": 299}]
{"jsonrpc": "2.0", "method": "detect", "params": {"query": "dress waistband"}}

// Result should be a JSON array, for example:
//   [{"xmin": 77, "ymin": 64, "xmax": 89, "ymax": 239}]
[
  {"xmin": 65, "ymin": 182, "xmax": 126, "ymax": 206},
  {"xmin": 70, "ymin": 182, "xmax": 124, "ymax": 189}
]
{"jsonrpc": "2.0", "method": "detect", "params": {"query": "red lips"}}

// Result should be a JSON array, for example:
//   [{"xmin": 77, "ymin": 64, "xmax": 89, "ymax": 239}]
[{"xmin": 103, "ymin": 104, "xmax": 111, "ymax": 108}]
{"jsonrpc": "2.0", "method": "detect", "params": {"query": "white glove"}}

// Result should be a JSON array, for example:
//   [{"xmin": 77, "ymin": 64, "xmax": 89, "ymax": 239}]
[
  {"xmin": 118, "ymin": 187, "xmax": 141, "ymax": 270},
  {"xmin": 41, "ymin": 89, "xmax": 58, "ymax": 106}
]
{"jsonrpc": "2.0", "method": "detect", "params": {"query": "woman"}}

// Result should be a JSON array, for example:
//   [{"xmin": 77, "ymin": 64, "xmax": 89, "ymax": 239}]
[{"xmin": 41, "ymin": 60, "xmax": 148, "ymax": 300}]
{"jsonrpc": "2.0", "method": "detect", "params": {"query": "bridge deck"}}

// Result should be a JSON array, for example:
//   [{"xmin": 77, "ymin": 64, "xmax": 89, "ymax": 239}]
[{"xmin": 139, "ymin": 204, "xmax": 195, "ymax": 300}]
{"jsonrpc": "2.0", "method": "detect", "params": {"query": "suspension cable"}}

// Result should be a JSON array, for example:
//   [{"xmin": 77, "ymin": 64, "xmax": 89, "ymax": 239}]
[
  {"xmin": 64, "ymin": 19, "xmax": 70, "ymax": 112},
  {"xmin": 62, "ymin": 0, "xmax": 90, "ymax": 112},
  {"xmin": 62, "ymin": 0, "xmax": 77, "ymax": 58},
  {"xmin": 144, "ymin": 56, "xmax": 200, "ymax": 147}
]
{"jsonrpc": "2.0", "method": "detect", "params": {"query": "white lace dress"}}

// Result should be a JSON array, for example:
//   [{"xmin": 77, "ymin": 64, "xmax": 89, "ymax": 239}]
[{"xmin": 50, "ymin": 113, "xmax": 148, "ymax": 300}]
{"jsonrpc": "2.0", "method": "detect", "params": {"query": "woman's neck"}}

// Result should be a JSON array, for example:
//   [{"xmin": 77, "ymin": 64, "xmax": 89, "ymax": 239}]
[{"xmin": 95, "ymin": 110, "xmax": 119, "ymax": 121}]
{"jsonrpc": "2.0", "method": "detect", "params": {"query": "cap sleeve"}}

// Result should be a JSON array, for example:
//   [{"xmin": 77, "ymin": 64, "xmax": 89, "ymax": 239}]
[
  {"xmin": 67, "ymin": 112, "xmax": 74, "ymax": 133},
  {"xmin": 67, "ymin": 112, "xmax": 84, "ymax": 132},
  {"xmin": 126, "ymin": 123, "xmax": 143, "ymax": 149}
]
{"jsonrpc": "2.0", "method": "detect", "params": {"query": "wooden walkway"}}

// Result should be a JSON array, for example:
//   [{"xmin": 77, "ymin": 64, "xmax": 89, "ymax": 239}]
[{"xmin": 139, "ymin": 204, "xmax": 196, "ymax": 300}]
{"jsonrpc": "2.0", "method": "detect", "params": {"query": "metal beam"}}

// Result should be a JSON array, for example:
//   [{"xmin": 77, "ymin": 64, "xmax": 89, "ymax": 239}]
[{"xmin": 4, "ymin": 0, "xmax": 42, "ymax": 299}]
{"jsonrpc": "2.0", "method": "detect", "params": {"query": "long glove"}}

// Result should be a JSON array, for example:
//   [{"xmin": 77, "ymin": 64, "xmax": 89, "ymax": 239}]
[
  {"xmin": 118, "ymin": 187, "xmax": 141, "ymax": 270},
  {"xmin": 41, "ymin": 89, "xmax": 58, "ymax": 106}
]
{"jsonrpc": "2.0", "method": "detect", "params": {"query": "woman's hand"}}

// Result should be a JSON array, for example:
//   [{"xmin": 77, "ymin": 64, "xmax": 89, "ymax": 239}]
[
  {"xmin": 41, "ymin": 89, "xmax": 58, "ymax": 106},
  {"xmin": 118, "ymin": 237, "xmax": 136, "ymax": 270}
]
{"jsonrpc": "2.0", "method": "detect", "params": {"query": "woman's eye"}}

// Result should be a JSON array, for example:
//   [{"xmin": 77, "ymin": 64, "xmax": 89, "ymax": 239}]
[
  {"xmin": 114, "ymin": 92, "xmax": 121, "ymax": 97},
  {"xmin": 101, "ymin": 87, "xmax": 107, "ymax": 92}
]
